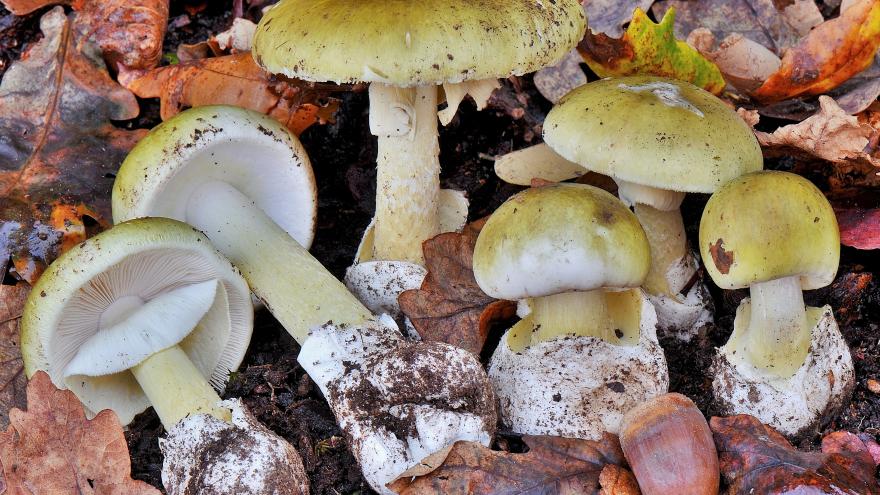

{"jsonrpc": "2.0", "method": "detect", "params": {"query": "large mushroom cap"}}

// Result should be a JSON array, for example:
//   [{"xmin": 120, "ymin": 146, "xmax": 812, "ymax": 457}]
[
  {"xmin": 112, "ymin": 105, "xmax": 316, "ymax": 247},
  {"xmin": 473, "ymin": 183, "xmax": 650, "ymax": 301},
  {"xmin": 252, "ymin": 0, "xmax": 586, "ymax": 86},
  {"xmin": 699, "ymin": 170, "xmax": 840, "ymax": 290},
  {"xmin": 21, "ymin": 218, "xmax": 253, "ymax": 425},
  {"xmin": 543, "ymin": 76, "xmax": 762, "ymax": 193}
]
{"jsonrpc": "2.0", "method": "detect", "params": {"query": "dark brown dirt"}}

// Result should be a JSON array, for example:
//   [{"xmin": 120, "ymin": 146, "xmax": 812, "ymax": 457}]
[{"xmin": 3, "ymin": 0, "xmax": 879, "ymax": 493}]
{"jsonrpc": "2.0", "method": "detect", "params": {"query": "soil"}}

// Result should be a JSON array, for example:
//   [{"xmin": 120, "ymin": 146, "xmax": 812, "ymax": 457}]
[{"xmin": 2, "ymin": 1, "xmax": 879, "ymax": 494}]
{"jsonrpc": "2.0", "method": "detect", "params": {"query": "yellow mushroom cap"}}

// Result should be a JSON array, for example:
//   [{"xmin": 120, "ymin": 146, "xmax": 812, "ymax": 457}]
[
  {"xmin": 699, "ymin": 171, "xmax": 840, "ymax": 290},
  {"xmin": 473, "ymin": 183, "xmax": 650, "ymax": 300},
  {"xmin": 543, "ymin": 76, "xmax": 763, "ymax": 193},
  {"xmin": 252, "ymin": 0, "xmax": 586, "ymax": 86}
]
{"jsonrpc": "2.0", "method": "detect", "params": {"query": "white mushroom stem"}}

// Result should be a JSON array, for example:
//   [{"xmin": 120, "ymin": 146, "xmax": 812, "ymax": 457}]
[
  {"xmin": 729, "ymin": 276, "xmax": 810, "ymax": 378},
  {"xmin": 187, "ymin": 180, "xmax": 373, "ymax": 343},
  {"xmin": 616, "ymin": 180, "xmax": 691, "ymax": 298},
  {"xmin": 370, "ymin": 83, "xmax": 440, "ymax": 264},
  {"xmin": 132, "ymin": 345, "xmax": 231, "ymax": 428},
  {"xmin": 508, "ymin": 291, "xmax": 614, "ymax": 352},
  {"xmin": 494, "ymin": 143, "xmax": 586, "ymax": 185}
]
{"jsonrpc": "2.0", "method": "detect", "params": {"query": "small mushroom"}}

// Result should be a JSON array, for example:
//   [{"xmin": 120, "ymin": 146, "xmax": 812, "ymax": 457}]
[
  {"xmin": 112, "ymin": 107, "xmax": 496, "ymax": 494},
  {"xmin": 473, "ymin": 183, "xmax": 668, "ymax": 439},
  {"xmin": 21, "ymin": 218, "xmax": 309, "ymax": 495},
  {"xmin": 252, "ymin": 0, "xmax": 586, "ymax": 317},
  {"xmin": 496, "ymin": 76, "xmax": 764, "ymax": 340},
  {"xmin": 699, "ymin": 170, "xmax": 854, "ymax": 438}
]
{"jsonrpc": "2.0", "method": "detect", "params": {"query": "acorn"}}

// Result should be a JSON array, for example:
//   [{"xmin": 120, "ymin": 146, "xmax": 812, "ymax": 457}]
[{"xmin": 619, "ymin": 393, "xmax": 719, "ymax": 495}]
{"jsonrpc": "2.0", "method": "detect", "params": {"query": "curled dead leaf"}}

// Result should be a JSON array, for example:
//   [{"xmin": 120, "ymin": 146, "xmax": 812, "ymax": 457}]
[
  {"xmin": 0, "ymin": 285, "xmax": 28, "ymax": 430},
  {"xmin": 711, "ymin": 415, "xmax": 880, "ymax": 494},
  {"xmin": 755, "ymin": 96, "xmax": 879, "ymax": 167},
  {"xmin": 398, "ymin": 219, "xmax": 516, "ymax": 355},
  {"xmin": 0, "ymin": 371, "xmax": 160, "ymax": 494},
  {"xmin": 388, "ymin": 434, "xmax": 639, "ymax": 495},
  {"xmin": 122, "ymin": 52, "xmax": 343, "ymax": 136},
  {"xmin": 688, "ymin": 29, "xmax": 781, "ymax": 93},
  {"xmin": 753, "ymin": 0, "xmax": 880, "ymax": 103}
]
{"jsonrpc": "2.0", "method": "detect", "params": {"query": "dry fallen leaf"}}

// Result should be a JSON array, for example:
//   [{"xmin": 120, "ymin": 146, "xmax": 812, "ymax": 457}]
[
  {"xmin": 0, "ymin": 371, "xmax": 160, "ymax": 494},
  {"xmin": 0, "ymin": 284, "xmax": 28, "ymax": 429},
  {"xmin": 122, "ymin": 52, "xmax": 342, "ymax": 136},
  {"xmin": 822, "ymin": 430, "xmax": 880, "ymax": 466},
  {"xmin": 2, "ymin": 0, "xmax": 169, "ymax": 71},
  {"xmin": 755, "ymin": 96, "xmax": 879, "ymax": 167},
  {"xmin": 578, "ymin": 8, "xmax": 726, "ymax": 94},
  {"xmin": 533, "ymin": 50, "xmax": 587, "ymax": 104},
  {"xmin": 653, "ymin": 0, "xmax": 800, "ymax": 54},
  {"xmin": 688, "ymin": 29, "xmax": 781, "ymax": 93},
  {"xmin": 387, "ymin": 434, "xmax": 640, "ymax": 495},
  {"xmin": 583, "ymin": 0, "xmax": 655, "ymax": 37},
  {"xmin": 0, "ymin": 7, "xmax": 146, "ymax": 284},
  {"xmin": 398, "ymin": 220, "xmax": 516, "ymax": 355},
  {"xmin": 752, "ymin": 0, "xmax": 880, "ymax": 103},
  {"xmin": 711, "ymin": 415, "xmax": 880, "ymax": 494}
]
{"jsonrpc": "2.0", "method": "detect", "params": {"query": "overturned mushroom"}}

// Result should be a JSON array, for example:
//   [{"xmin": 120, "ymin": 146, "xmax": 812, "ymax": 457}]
[
  {"xmin": 252, "ymin": 0, "xmax": 586, "ymax": 317},
  {"xmin": 20, "ymin": 218, "xmax": 309, "ymax": 495},
  {"xmin": 473, "ymin": 183, "xmax": 668, "ymax": 440},
  {"xmin": 112, "ymin": 107, "xmax": 496, "ymax": 494},
  {"xmin": 496, "ymin": 76, "xmax": 763, "ymax": 340},
  {"xmin": 699, "ymin": 170, "xmax": 853, "ymax": 439}
]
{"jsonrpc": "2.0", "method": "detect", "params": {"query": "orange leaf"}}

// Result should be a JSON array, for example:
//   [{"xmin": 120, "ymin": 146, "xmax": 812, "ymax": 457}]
[
  {"xmin": 753, "ymin": 0, "xmax": 880, "ymax": 102},
  {"xmin": 388, "ymin": 434, "xmax": 639, "ymax": 495},
  {"xmin": 0, "ymin": 7, "xmax": 145, "ymax": 284},
  {"xmin": 2, "ymin": 0, "xmax": 169, "ymax": 71},
  {"xmin": 0, "ymin": 371, "xmax": 160, "ymax": 494},
  {"xmin": 398, "ymin": 220, "xmax": 516, "ymax": 355},
  {"xmin": 122, "ymin": 52, "xmax": 343, "ymax": 136}
]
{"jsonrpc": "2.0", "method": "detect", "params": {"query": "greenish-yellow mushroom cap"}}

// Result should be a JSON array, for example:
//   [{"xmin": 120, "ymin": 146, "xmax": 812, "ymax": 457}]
[
  {"xmin": 474, "ymin": 183, "xmax": 650, "ymax": 300},
  {"xmin": 252, "ymin": 0, "xmax": 586, "ymax": 86},
  {"xmin": 699, "ymin": 171, "xmax": 840, "ymax": 290},
  {"xmin": 543, "ymin": 76, "xmax": 762, "ymax": 193},
  {"xmin": 21, "ymin": 218, "xmax": 253, "ymax": 425}
]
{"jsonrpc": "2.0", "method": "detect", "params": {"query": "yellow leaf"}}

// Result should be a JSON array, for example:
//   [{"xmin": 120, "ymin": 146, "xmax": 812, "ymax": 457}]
[{"xmin": 577, "ymin": 8, "xmax": 725, "ymax": 95}]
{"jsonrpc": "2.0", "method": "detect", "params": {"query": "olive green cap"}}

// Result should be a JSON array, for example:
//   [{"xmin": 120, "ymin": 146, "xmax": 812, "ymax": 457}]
[
  {"xmin": 543, "ymin": 76, "xmax": 763, "ymax": 193},
  {"xmin": 473, "ymin": 183, "xmax": 650, "ymax": 300},
  {"xmin": 699, "ymin": 171, "xmax": 839, "ymax": 290},
  {"xmin": 252, "ymin": 0, "xmax": 586, "ymax": 86}
]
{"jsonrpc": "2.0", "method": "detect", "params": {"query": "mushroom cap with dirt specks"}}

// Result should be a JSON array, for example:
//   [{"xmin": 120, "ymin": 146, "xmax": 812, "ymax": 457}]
[
  {"xmin": 473, "ymin": 183, "xmax": 650, "ymax": 301},
  {"xmin": 112, "ymin": 105, "xmax": 316, "ymax": 249},
  {"xmin": 20, "ymin": 218, "xmax": 253, "ymax": 425},
  {"xmin": 543, "ymin": 76, "xmax": 763, "ymax": 193},
  {"xmin": 251, "ymin": 0, "xmax": 586, "ymax": 86},
  {"xmin": 699, "ymin": 170, "xmax": 839, "ymax": 290}
]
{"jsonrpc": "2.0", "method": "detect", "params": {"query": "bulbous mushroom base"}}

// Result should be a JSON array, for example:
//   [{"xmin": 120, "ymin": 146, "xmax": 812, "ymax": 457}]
[
  {"xmin": 299, "ymin": 318, "xmax": 495, "ymax": 494},
  {"xmin": 711, "ymin": 301, "xmax": 855, "ymax": 440},
  {"xmin": 489, "ymin": 290, "xmax": 668, "ymax": 440},
  {"xmin": 160, "ymin": 399, "xmax": 309, "ymax": 495},
  {"xmin": 647, "ymin": 267, "xmax": 714, "ymax": 342}
]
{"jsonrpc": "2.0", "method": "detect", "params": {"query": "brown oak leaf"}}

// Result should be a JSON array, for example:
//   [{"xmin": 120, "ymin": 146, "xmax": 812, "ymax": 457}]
[
  {"xmin": 711, "ymin": 415, "xmax": 880, "ymax": 494},
  {"xmin": 822, "ymin": 430, "xmax": 880, "ymax": 466},
  {"xmin": 0, "ymin": 7, "xmax": 146, "ymax": 284},
  {"xmin": 121, "ymin": 52, "xmax": 343, "ymax": 136},
  {"xmin": 0, "ymin": 284, "xmax": 27, "ymax": 429},
  {"xmin": 0, "ymin": 371, "xmax": 160, "ymax": 494},
  {"xmin": 398, "ymin": 220, "xmax": 516, "ymax": 355},
  {"xmin": 388, "ymin": 434, "xmax": 640, "ymax": 495},
  {"xmin": 2, "ymin": 0, "xmax": 169, "ymax": 71},
  {"xmin": 752, "ymin": 0, "xmax": 880, "ymax": 103},
  {"xmin": 755, "ymin": 96, "xmax": 880, "ymax": 168}
]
